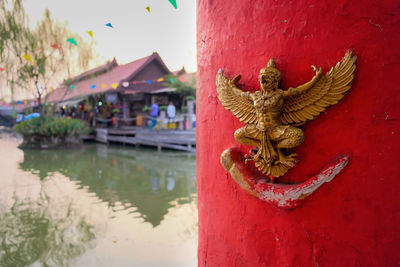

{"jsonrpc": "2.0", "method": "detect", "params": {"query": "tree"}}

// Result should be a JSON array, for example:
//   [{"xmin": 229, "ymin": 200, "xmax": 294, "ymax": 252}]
[
  {"xmin": 163, "ymin": 73, "xmax": 196, "ymax": 102},
  {"xmin": 0, "ymin": 0, "xmax": 96, "ymax": 114}
]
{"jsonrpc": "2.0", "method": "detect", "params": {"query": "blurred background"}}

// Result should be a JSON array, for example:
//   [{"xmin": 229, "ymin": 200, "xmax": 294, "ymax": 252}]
[{"xmin": 0, "ymin": 0, "xmax": 198, "ymax": 266}]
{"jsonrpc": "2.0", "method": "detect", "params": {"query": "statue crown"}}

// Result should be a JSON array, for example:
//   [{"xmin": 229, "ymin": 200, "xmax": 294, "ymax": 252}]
[
  {"xmin": 259, "ymin": 58, "xmax": 281, "ymax": 79},
  {"xmin": 267, "ymin": 58, "xmax": 276, "ymax": 68}
]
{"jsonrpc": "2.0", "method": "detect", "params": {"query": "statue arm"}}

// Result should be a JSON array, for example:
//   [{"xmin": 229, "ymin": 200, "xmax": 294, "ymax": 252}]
[
  {"xmin": 283, "ymin": 66, "xmax": 322, "ymax": 98},
  {"xmin": 230, "ymin": 75, "xmax": 253, "ymax": 100}
]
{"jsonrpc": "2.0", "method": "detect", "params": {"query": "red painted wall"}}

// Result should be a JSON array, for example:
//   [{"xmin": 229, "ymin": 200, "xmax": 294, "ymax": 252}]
[{"xmin": 196, "ymin": 0, "xmax": 400, "ymax": 266}]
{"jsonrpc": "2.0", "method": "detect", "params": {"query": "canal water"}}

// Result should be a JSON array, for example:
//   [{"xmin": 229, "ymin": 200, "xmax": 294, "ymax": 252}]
[{"xmin": 0, "ymin": 131, "xmax": 197, "ymax": 267}]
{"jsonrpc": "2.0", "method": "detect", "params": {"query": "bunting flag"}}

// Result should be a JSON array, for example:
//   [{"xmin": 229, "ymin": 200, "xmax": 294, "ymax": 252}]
[
  {"xmin": 65, "ymin": 76, "xmax": 177, "ymax": 92},
  {"xmin": 51, "ymin": 43, "xmax": 63, "ymax": 55},
  {"xmin": 67, "ymin": 38, "xmax": 78, "ymax": 46},
  {"xmin": 51, "ymin": 43, "xmax": 60, "ymax": 50},
  {"xmin": 23, "ymin": 54, "xmax": 34, "ymax": 64},
  {"xmin": 87, "ymin": 31, "xmax": 94, "ymax": 38},
  {"xmin": 105, "ymin": 22, "xmax": 113, "ymax": 28},
  {"xmin": 0, "ymin": 67, "xmax": 4, "ymax": 72},
  {"xmin": 49, "ymin": 87, "xmax": 54, "ymax": 92},
  {"xmin": 168, "ymin": 0, "xmax": 177, "ymax": 9},
  {"xmin": 146, "ymin": 6, "xmax": 151, "ymax": 13}
]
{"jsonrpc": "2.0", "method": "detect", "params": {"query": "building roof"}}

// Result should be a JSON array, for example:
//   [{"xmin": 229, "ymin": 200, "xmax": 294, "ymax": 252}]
[
  {"xmin": 47, "ymin": 52, "xmax": 171, "ymax": 102},
  {"xmin": 172, "ymin": 67, "xmax": 186, "ymax": 76}
]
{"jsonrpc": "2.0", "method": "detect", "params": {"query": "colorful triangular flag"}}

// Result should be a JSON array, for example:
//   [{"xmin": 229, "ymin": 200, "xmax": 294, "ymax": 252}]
[
  {"xmin": 112, "ymin": 82, "xmax": 118, "ymax": 89},
  {"xmin": 23, "ymin": 54, "xmax": 34, "ymax": 64},
  {"xmin": 168, "ymin": 0, "xmax": 177, "ymax": 9},
  {"xmin": 51, "ymin": 43, "xmax": 60, "ymax": 50},
  {"xmin": 87, "ymin": 31, "xmax": 93, "ymax": 38},
  {"xmin": 146, "ymin": 6, "xmax": 151, "ymax": 13},
  {"xmin": 105, "ymin": 22, "xmax": 113, "ymax": 28},
  {"xmin": 0, "ymin": 67, "xmax": 5, "ymax": 72},
  {"xmin": 66, "ymin": 38, "xmax": 78, "ymax": 46},
  {"xmin": 157, "ymin": 77, "xmax": 164, "ymax": 82}
]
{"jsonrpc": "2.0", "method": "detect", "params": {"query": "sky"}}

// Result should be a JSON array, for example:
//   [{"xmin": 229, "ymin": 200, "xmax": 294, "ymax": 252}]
[{"xmin": 23, "ymin": 0, "xmax": 197, "ymax": 72}]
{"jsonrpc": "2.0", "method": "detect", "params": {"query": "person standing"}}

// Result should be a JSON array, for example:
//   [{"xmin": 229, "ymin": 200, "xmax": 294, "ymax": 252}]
[
  {"xmin": 150, "ymin": 102, "xmax": 159, "ymax": 129},
  {"xmin": 167, "ymin": 102, "xmax": 176, "ymax": 129}
]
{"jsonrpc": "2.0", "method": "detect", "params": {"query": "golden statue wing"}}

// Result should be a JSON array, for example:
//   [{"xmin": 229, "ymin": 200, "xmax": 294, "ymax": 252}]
[
  {"xmin": 281, "ymin": 50, "xmax": 357, "ymax": 125},
  {"xmin": 216, "ymin": 71, "xmax": 258, "ymax": 125}
]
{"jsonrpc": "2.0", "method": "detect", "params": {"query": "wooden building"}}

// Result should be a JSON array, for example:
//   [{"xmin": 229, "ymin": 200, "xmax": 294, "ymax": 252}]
[{"xmin": 47, "ymin": 52, "xmax": 180, "ymax": 124}]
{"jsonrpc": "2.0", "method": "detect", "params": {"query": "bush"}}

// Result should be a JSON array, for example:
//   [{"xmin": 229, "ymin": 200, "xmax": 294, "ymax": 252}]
[
  {"xmin": 15, "ymin": 116, "xmax": 90, "ymax": 148},
  {"xmin": 142, "ymin": 106, "xmax": 151, "ymax": 112}
]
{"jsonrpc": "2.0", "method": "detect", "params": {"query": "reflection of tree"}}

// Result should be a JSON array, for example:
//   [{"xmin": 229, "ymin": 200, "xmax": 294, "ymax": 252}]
[
  {"xmin": 0, "ymin": 194, "xmax": 95, "ymax": 266},
  {"xmin": 19, "ymin": 145, "xmax": 197, "ymax": 227}
]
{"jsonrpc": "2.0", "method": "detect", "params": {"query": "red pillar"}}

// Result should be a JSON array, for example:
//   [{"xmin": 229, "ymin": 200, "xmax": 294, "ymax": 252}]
[{"xmin": 197, "ymin": 0, "xmax": 400, "ymax": 266}]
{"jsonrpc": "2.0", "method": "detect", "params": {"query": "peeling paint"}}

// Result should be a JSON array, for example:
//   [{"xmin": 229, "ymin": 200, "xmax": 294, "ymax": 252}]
[{"xmin": 221, "ymin": 147, "xmax": 348, "ymax": 209}]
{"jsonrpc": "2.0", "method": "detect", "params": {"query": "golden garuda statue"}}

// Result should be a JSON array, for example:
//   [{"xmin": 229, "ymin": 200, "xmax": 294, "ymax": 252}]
[{"xmin": 216, "ymin": 50, "xmax": 356, "ymax": 179}]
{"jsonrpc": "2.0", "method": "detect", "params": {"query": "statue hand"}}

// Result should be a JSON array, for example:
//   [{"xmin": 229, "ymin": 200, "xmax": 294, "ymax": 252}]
[
  {"xmin": 312, "ymin": 65, "xmax": 323, "ymax": 76},
  {"xmin": 231, "ymin": 75, "xmax": 242, "ymax": 85}
]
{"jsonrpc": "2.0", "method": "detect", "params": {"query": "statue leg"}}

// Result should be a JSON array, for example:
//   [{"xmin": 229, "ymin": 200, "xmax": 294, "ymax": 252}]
[
  {"xmin": 275, "ymin": 127, "xmax": 304, "ymax": 149},
  {"xmin": 234, "ymin": 126, "xmax": 261, "ymax": 147},
  {"xmin": 234, "ymin": 126, "xmax": 264, "ymax": 162},
  {"xmin": 269, "ymin": 126, "xmax": 304, "ymax": 165}
]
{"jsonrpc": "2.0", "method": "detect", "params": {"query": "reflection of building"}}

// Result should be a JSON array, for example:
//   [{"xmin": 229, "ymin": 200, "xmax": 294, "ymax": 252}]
[{"xmin": 19, "ymin": 144, "xmax": 197, "ymax": 227}]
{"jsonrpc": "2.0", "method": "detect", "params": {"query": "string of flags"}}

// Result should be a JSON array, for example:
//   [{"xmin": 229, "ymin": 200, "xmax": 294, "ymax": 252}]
[
  {"xmin": 0, "ymin": 0, "xmax": 180, "ymax": 89},
  {"xmin": 65, "ymin": 76, "xmax": 180, "ymax": 91}
]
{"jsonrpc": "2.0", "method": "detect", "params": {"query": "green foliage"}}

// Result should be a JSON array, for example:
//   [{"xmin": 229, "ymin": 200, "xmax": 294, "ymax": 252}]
[
  {"xmin": 142, "ymin": 106, "xmax": 151, "ymax": 112},
  {"xmin": 159, "ymin": 105, "xmax": 167, "ymax": 111},
  {"xmin": 0, "ymin": 0, "xmax": 97, "ymax": 113},
  {"xmin": 186, "ymin": 96, "xmax": 195, "ymax": 101},
  {"xmin": 163, "ymin": 74, "xmax": 196, "ymax": 100},
  {"xmin": 15, "ymin": 116, "xmax": 89, "ymax": 137}
]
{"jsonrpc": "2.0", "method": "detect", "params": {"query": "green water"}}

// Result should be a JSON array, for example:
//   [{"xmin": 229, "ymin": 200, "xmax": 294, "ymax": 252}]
[{"xmin": 0, "ymin": 134, "xmax": 197, "ymax": 267}]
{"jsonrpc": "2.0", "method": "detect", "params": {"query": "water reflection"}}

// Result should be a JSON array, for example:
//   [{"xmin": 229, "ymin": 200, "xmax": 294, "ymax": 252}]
[
  {"xmin": 0, "ymin": 136, "xmax": 197, "ymax": 267},
  {"xmin": 19, "ymin": 144, "xmax": 197, "ymax": 227},
  {"xmin": 0, "ymin": 193, "xmax": 95, "ymax": 266}
]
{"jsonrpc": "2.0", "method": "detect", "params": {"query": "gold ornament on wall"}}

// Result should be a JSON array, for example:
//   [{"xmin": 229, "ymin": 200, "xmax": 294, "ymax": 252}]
[{"xmin": 216, "ymin": 50, "xmax": 357, "ymax": 179}]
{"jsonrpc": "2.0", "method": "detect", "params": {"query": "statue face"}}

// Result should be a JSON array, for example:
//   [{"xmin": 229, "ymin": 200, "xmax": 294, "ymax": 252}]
[{"xmin": 259, "ymin": 74, "xmax": 280, "ymax": 91}]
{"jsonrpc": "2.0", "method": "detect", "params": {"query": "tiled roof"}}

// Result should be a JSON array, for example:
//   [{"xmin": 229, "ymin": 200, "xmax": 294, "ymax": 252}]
[{"xmin": 47, "ymin": 52, "xmax": 170, "ymax": 102}]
